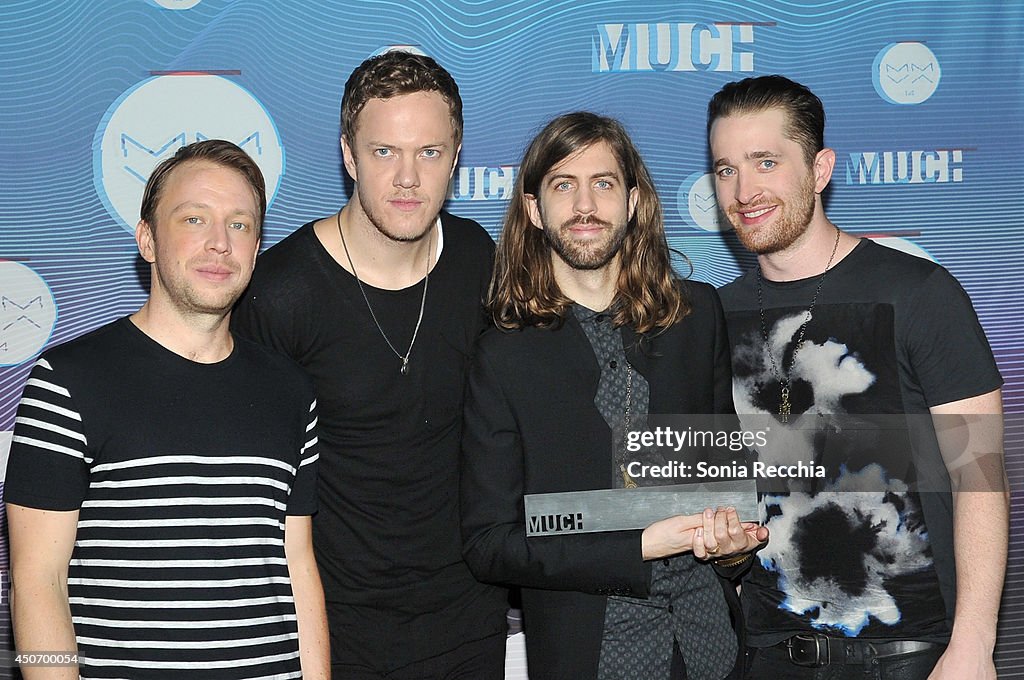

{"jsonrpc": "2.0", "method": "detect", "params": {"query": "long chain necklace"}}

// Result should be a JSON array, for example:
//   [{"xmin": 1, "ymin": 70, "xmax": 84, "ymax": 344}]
[
  {"xmin": 337, "ymin": 211, "xmax": 431, "ymax": 375},
  {"xmin": 757, "ymin": 226, "xmax": 841, "ymax": 422},
  {"xmin": 618, "ymin": 366, "xmax": 638, "ymax": 488}
]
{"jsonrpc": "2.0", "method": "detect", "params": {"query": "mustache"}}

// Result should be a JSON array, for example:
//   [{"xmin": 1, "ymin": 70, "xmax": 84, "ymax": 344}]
[
  {"xmin": 560, "ymin": 215, "xmax": 613, "ymax": 229},
  {"xmin": 727, "ymin": 199, "xmax": 775, "ymax": 213}
]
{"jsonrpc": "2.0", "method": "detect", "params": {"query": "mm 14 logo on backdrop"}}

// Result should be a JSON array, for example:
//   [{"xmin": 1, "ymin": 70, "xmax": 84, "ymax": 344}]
[
  {"xmin": 0, "ymin": 261, "xmax": 57, "ymax": 367},
  {"xmin": 873, "ymin": 42, "xmax": 941, "ymax": 105},
  {"xmin": 93, "ymin": 74, "xmax": 284, "ymax": 233},
  {"xmin": 677, "ymin": 172, "xmax": 726, "ymax": 231}
]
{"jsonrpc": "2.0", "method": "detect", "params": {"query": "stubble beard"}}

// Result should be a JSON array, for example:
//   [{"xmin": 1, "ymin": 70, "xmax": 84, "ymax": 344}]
[
  {"xmin": 154, "ymin": 257, "xmax": 245, "ymax": 318},
  {"xmin": 355, "ymin": 181, "xmax": 439, "ymax": 244},
  {"xmin": 729, "ymin": 172, "xmax": 817, "ymax": 255}
]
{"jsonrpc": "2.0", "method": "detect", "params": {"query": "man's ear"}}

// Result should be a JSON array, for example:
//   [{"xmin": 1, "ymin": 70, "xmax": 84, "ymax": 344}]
[
  {"xmin": 136, "ymin": 220, "xmax": 156, "ymax": 264},
  {"xmin": 813, "ymin": 148, "xmax": 836, "ymax": 194},
  {"xmin": 341, "ymin": 135, "xmax": 358, "ymax": 182},
  {"xmin": 525, "ymin": 194, "xmax": 543, "ymax": 230},
  {"xmin": 627, "ymin": 186, "xmax": 639, "ymax": 222}
]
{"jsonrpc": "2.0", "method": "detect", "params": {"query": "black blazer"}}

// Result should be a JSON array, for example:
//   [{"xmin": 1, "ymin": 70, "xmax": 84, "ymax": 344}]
[{"xmin": 461, "ymin": 281, "xmax": 739, "ymax": 679}]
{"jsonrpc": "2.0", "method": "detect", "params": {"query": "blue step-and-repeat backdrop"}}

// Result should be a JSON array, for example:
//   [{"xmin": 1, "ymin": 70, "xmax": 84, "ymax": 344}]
[{"xmin": 1, "ymin": 0, "xmax": 1021, "ymax": 676}]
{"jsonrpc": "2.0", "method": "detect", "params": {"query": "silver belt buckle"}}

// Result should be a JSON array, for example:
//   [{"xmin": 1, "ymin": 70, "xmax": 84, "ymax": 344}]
[{"xmin": 787, "ymin": 634, "xmax": 830, "ymax": 667}]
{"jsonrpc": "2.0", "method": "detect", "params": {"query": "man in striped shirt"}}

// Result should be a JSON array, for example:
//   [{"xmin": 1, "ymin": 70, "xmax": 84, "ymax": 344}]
[{"xmin": 5, "ymin": 140, "xmax": 330, "ymax": 679}]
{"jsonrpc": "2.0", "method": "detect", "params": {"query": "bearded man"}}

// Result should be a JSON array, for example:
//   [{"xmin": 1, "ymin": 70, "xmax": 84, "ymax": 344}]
[
  {"xmin": 709, "ymin": 75, "xmax": 1007, "ymax": 680},
  {"xmin": 460, "ymin": 112, "xmax": 765, "ymax": 680}
]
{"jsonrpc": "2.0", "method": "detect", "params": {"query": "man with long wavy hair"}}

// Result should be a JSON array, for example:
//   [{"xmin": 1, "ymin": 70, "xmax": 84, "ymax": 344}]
[{"xmin": 460, "ymin": 112, "xmax": 766, "ymax": 680}]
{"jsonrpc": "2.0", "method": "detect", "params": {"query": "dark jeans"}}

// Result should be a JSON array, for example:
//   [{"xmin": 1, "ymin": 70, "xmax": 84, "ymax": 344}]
[
  {"xmin": 331, "ymin": 632, "xmax": 506, "ymax": 680},
  {"xmin": 744, "ymin": 642, "xmax": 945, "ymax": 680}
]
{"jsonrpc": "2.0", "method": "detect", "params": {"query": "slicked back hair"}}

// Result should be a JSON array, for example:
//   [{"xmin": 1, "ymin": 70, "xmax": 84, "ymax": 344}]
[{"xmin": 707, "ymin": 75, "xmax": 825, "ymax": 165}]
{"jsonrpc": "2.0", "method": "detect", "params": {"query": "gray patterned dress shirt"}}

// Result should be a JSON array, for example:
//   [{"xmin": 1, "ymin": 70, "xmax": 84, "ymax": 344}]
[{"xmin": 571, "ymin": 304, "xmax": 737, "ymax": 680}]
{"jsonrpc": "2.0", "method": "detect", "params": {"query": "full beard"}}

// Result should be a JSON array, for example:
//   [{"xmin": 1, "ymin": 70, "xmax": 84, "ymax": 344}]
[
  {"xmin": 544, "ymin": 215, "xmax": 628, "ymax": 271},
  {"xmin": 728, "ymin": 173, "xmax": 817, "ymax": 255}
]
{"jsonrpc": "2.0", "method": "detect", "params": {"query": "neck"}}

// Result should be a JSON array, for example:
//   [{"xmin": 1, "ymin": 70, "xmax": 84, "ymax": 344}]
[
  {"xmin": 130, "ymin": 299, "xmax": 234, "ymax": 363},
  {"xmin": 757, "ymin": 216, "xmax": 856, "ymax": 282},
  {"xmin": 316, "ymin": 200, "xmax": 436, "ymax": 290},
  {"xmin": 552, "ymin": 255, "xmax": 620, "ymax": 312}
]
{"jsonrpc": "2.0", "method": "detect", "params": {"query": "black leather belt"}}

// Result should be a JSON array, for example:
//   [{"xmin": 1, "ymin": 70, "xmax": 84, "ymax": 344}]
[{"xmin": 776, "ymin": 634, "xmax": 942, "ymax": 667}]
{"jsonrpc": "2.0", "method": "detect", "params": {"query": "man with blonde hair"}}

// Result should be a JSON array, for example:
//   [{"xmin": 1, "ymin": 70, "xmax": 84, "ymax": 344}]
[{"xmin": 6, "ymin": 140, "xmax": 328, "ymax": 679}]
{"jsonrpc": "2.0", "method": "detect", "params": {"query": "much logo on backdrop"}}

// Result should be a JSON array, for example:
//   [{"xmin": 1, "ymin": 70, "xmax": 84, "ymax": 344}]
[{"xmin": 592, "ymin": 22, "xmax": 759, "ymax": 72}]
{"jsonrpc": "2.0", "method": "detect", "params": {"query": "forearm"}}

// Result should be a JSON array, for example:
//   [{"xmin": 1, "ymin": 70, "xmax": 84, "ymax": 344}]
[
  {"xmin": 464, "ymin": 522, "xmax": 652, "ymax": 596},
  {"xmin": 7, "ymin": 505, "xmax": 80, "ymax": 680},
  {"xmin": 930, "ymin": 392, "xmax": 1007, "ymax": 652},
  {"xmin": 291, "ymin": 568, "xmax": 330, "ymax": 679},
  {"xmin": 949, "ymin": 488, "xmax": 1008, "ymax": 649},
  {"xmin": 462, "ymin": 360, "xmax": 652, "ymax": 595},
  {"xmin": 284, "ymin": 516, "xmax": 329, "ymax": 679},
  {"xmin": 11, "ymin": 577, "xmax": 79, "ymax": 680}
]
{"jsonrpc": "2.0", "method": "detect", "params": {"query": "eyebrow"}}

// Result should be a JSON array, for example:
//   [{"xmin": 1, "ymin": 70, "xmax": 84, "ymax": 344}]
[
  {"xmin": 365, "ymin": 140, "xmax": 451, "ymax": 150},
  {"xmin": 546, "ymin": 170, "xmax": 622, "ymax": 182},
  {"xmin": 168, "ymin": 201, "xmax": 256, "ymax": 218},
  {"xmin": 713, "ymin": 150, "xmax": 779, "ymax": 168}
]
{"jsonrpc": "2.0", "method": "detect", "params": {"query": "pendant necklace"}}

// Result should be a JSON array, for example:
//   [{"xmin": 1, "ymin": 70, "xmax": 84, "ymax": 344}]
[
  {"xmin": 756, "ymin": 226, "xmax": 841, "ymax": 422},
  {"xmin": 337, "ymin": 211, "xmax": 431, "ymax": 375},
  {"xmin": 618, "ymin": 366, "xmax": 639, "ymax": 488}
]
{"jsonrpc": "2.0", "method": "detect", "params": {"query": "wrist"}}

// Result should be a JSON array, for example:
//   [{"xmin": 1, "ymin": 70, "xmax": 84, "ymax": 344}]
[
  {"xmin": 712, "ymin": 551, "xmax": 752, "ymax": 568},
  {"xmin": 949, "ymin": 624, "xmax": 997, "ymax": 654},
  {"xmin": 640, "ymin": 527, "xmax": 657, "ymax": 560}
]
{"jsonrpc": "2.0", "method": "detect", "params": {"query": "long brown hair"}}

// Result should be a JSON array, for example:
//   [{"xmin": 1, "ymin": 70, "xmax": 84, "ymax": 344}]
[{"xmin": 489, "ymin": 112, "xmax": 689, "ymax": 333}]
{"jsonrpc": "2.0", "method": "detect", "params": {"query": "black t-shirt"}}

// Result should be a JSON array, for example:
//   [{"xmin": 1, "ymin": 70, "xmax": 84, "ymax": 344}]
[
  {"xmin": 718, "ymin": 238, "xmax": 1002, "ymax": 645},
  {"xmin": 5, "ymin": 318, "xmax": 318, "ymax": 678},
  {"xmin": 232, "ymin": 212, "xmax": 507, "ymax": 666}
]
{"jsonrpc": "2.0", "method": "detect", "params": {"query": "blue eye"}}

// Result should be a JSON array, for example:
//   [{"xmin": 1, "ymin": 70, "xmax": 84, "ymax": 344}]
[
  {"xmin": 373, "ymin": 148, "xmax": 392, "ymax": 158},
  {"xmin": 716, "ymin": 167, "xmax": 735, "ymax": 178},
  {"xmin": 186, "ymin": 216, "xmax": 201, "ymax": 224},
  {"xmin": 595, "ymin": 180, "xmax": 612, "ymax": 190},
  {"xmin": 760, "ymin": 159, "xmax": 776, "ymax": 170},
  {"xmin": 229, "ymin": 222, "xmax": 248, "ymax": 231},
  {"xmin": 421, "ymin": 149, "xmax": 440, "ymax": 159}
]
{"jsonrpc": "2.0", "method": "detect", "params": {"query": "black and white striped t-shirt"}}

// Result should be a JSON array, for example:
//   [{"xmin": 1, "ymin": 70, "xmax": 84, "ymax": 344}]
[{"xmin": 5, "ymin": 318, "xmax": 319, "ymax": 680}]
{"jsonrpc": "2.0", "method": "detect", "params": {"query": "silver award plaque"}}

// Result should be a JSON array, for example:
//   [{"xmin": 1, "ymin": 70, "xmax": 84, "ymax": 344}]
[{"xmin": 524, "ymin": 479, "xmax": 759, "ymax": 537}]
